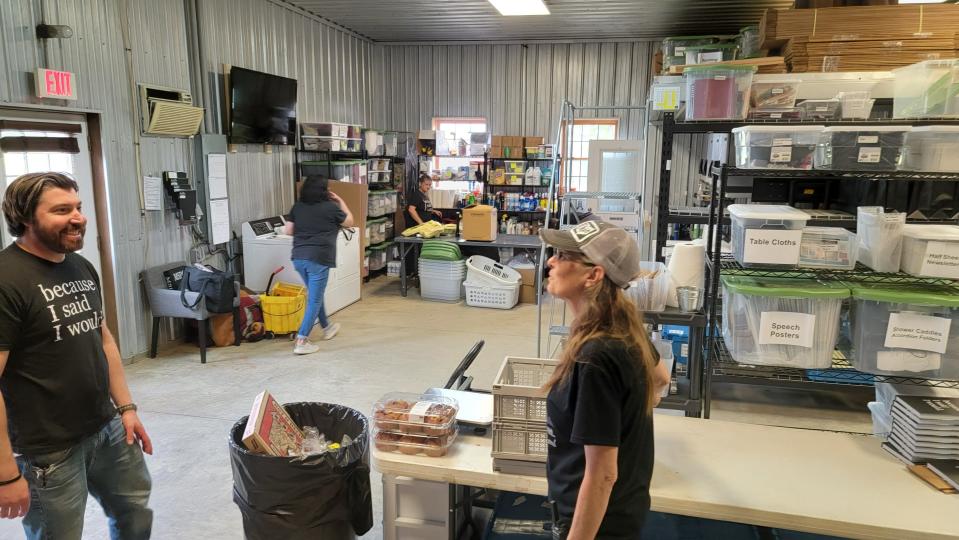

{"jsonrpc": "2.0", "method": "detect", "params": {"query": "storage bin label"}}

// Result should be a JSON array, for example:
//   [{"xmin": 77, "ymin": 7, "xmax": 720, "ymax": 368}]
[
  {"xmin": 858, "ymin": 147, "xmax": 881, "ymax": 163},
  {"xmin": 877, "ymin": 350, "xmax": 941, "ymax": 372},
  {"xmin": 884, "ymin": 313, "xmax": 952, "ymax": 354},
  {"xmin": 772, "ymin": 138, "xmax": 793, "ymax": 146},
  {"xmin": 920, "ymin": 241, "xmax": 959, "ymax": 279},
  {"xmin": 857, "ymin": 135, "xmax": 879, "ymax": 144},
  {"xmin": 770, "ymin": 146, "xmax": 793, "ymax": 163},
  {"xmin": 758, "ymin": 311, "xmax": 815, "ymax": 348},
  {"xmin": 743, "ymin": 229, "xmax": 803, "ymax": 265}
]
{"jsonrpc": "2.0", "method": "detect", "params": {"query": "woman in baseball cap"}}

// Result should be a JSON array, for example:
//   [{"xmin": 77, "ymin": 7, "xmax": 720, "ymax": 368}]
[{"xmin": 539, "ymin": 220, "xmax": 670, "ymax": 539}]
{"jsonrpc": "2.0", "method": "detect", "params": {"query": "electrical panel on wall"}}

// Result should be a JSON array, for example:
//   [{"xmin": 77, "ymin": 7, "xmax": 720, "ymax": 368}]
[{"xmin": 192, "ymin": 134, "xmax": 231, "ymax": 246}]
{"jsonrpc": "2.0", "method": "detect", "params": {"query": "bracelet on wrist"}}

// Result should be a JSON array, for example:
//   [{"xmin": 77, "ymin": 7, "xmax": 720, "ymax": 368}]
[
  {"xmin": 0, "ymin": 472, "xmax": 22, "ymax": 486},
  {"xmin": 116, "ymin": 403, "xmax": 138, "ymax": 415}
]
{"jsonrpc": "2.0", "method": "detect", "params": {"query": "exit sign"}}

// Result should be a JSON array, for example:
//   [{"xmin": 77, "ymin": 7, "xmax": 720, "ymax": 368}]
[{"xmin": 35, "ymin": 68, "xmax": 76, "ymax": 100}]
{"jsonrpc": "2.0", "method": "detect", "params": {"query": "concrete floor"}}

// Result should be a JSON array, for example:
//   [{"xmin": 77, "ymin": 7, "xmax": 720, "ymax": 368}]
[{"xmin": 0, "ymin": 278, "xmax": 873, "ymax": 539}]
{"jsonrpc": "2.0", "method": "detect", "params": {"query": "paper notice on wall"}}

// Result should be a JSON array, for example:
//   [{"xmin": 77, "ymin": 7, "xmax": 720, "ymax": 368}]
[
  {"xmin": 884, "ymin": 313, "xmax": 952, "ymax": 354},
  {"xmin": 653, "ymin": 85, "xmax": 681, "ymax": 111},
  {"xmin": 209, "ymin": 198, "xmax": 230, "ymax": 245},
  {"xmin": 208, "ymin": 154, "xmax": 228, "ymax": 199},
  {"xmin": 758, "ymin": 311, "xmax": 816, "ymax": 348},
  {"xmin": 742, "ymin": 229, "xmax": 803, "ymax": 265},
  {"xmin": 920, "ymin": 241, "xmax": 959, "ymax": 279},
  {"xmin": 143, "ymin": 176, "xmax": 162, "ymax": 211}
]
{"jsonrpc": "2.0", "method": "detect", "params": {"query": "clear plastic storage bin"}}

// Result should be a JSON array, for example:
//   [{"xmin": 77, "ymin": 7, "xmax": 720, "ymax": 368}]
[
  {"xmin": 663, "ymin": 35, "xmax": 722, "ymax": 69},
  {"xmin": 367, "ymin": 217, "xmax": 387, "ymax": 245},
  {"xmin": 902, "ymin": 126, "xmax": 959, "ymax": 172},
  {"xmin": 867, "ymin": 401, "xmax": 892, "ymax": 441},
  {"xmin": 684, "ymin": 64, "xmax": 756, "ymax": 121},
  {"xmin": 368, "ymin": 190, "xmax": 398, "ymax": 218},
  {"xmin": 796, "ymin": 99, "xmax": 840, "ymax": 121},
  {"xmin": 683, "ymin": 43, "xmax": 738, "ymax": 65},
  {"xmin": 799, "ymin": 227, "xmax": 858, "ymax": 270},
  {"xmin": 815, "ymin": 126, "xmax": 909, "ymax": 171},
  {"xmin": 625, "ymin": 261, "xmax": 670, "ymax": 313},
  {"xmin": 418, "ymin": 259, "xmax": 465, "ymax": 302},
  {"xmin": 721, "ymin": 276, "xmax": 849, "ymax": 369},
  {"xmin": 900, "ymin": 224, "xmax": 959, "ymax": 279},
  {"xmin": 749, "ymin": 79, "xmax": 801, "ymax": 110},
  {"xmin": 847, "ymin": 284, "xmax": 959, "ymax": 379},
  {"xmin": 857, "ymin": 207, "xmax": 906, "ymax": 273},
  {"xmin": 892, "ymin": 59, "xmax": 959, "ymax": 119},
  {"xmin": 738, "ymin": 26, "xmax": 761, "ymax": 59},
  {"xmin": 728, "ymin": 204, "xmax": 810, "ymax": 268},
  {"xmin": 732, "ymin": 125, "xmax": 823, "ymax": 170},
  {"xmin": 369, "ymin": 242, "xmax": 391, "ymax": 271}
]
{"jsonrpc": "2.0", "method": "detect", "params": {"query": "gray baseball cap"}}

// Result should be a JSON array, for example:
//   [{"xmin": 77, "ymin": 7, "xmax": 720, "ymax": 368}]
[{"xmin": 540, "ymin": 221, "xmax": 640, "ymax": 288}]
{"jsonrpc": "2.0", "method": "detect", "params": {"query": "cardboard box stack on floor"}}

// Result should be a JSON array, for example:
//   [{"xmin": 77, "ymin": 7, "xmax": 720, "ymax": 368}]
[{"xmin": 760, "ymin": 4, "xmax": 959, "ymax": 73}]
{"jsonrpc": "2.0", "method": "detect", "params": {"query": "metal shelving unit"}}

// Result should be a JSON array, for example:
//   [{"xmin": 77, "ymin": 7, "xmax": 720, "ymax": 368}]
[{"xmin": 700, "ymin": 162, "xmax": 959, "ymax": 418}]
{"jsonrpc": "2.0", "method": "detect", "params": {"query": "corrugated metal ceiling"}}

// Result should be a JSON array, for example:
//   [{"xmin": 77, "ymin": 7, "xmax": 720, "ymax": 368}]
[{"xmin": 281, "ymin": 0, "xmax": 795, "ymax": 42}]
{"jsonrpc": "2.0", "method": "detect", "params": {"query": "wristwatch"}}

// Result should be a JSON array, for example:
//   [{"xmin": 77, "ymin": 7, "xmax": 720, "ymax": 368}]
[{"xmin": 116, "ymin": 403, "xmax": 138, "ymax": 415}]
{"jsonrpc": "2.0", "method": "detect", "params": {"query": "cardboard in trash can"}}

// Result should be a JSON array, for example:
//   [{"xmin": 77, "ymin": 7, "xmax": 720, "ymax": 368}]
[
  {"xmin": 461, "ymin": 204, "xmax": 498, "ymax": 241},
  {"xmin": 242, "ymin": 390, "xmax": 304, "ymax": 456},
  {"xmin": 516, "ymin": 267, "xmax": 538, "ymax": 304}
]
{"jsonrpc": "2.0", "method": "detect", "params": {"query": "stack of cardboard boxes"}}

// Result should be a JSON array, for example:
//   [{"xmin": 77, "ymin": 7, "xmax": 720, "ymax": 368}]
[{"xmin": 490, "ymin": 136, "xmax": 545, "ymax": 159}]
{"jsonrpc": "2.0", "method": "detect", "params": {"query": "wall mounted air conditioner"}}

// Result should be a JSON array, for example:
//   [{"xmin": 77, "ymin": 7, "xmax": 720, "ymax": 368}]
[{"xmin": 139, "ymin": 84, "xmax": 204, "ymax": 137}]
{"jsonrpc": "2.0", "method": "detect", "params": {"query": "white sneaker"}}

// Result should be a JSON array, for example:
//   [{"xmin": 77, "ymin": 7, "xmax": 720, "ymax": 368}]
[
  {"xmin": 322, "ymin": 323, "xmax": 341, "ymax": 341},
  {"xmin": 293, "ymin": 340, "xmax": 320, "ymax": 355}
]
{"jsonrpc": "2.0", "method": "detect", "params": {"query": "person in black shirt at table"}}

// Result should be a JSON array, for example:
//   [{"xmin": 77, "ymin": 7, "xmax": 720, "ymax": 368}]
[
  {"xmin": 405, "ymin": 173, "xmax": 442, "ymax": 229},
  {"xmin": 539, "ymin": 221, "xmax": 670, "ymax": 540}
]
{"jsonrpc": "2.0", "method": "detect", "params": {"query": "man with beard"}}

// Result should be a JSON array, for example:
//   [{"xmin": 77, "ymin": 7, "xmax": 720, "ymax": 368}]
[{"xmin": 0, "ymin": 172, "xmax": 153, "ymax": 539}]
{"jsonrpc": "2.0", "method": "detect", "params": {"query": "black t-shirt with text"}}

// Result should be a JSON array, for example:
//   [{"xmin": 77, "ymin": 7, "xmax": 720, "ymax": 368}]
[
  {"xmin": 405, "ymin": 189, "xmax": 435, "ymax": 228},
  {"xmin": 546, "ymin": 337, "xmax": 657, "ymax": 538},
  {"xmin": 0, "ymin": 244, "xmax": 114, "ymax": 455},
  {"xmin": 289, "ymin": 200, "xmax": 347, "ymax": 268}
]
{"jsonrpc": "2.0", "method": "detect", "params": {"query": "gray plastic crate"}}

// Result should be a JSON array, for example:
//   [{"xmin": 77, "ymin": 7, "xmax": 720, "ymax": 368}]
[
  {"xmin": 491, "ymin": 420, "xmax": 548, "ymax": 463},
  {"xmin": 492, "ymin": 357, "xmax": 558, "ymax": 423}
]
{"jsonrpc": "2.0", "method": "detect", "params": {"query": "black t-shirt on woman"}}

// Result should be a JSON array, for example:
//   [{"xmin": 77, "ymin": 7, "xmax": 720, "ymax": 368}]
[
  {"xmin": 289, "ymin": 200, "xmax": 347, "ymax": 267},
  {"xmin": 0, "ymin": 244, "xmax": 114, "ymax": 455},
  {"xmin": 546, "ymin": 337, "xmax": 656, "ymax": 539}
]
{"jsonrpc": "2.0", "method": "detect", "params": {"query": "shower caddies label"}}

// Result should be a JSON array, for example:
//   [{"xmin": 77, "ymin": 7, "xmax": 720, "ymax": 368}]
[
  {"xmin": 920, "ymin": 241, "xmax": 959, "ymax": 279},
  {"xmin": 743, "ymin": 229, "xmax": 803, "ymax": 266},
  {"xmin": 758, "ymin": 312, "xmax": 815, "ymax": 348},
  {"xmin": 884, "ymin": 313, "xmax": 952, "ymax": 354}
]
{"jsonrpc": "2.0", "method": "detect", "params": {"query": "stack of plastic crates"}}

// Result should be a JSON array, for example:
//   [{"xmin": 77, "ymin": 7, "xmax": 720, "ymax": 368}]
[
  {"xmin": 259, "ymin": 282, "xmax": 306, "ymax": 335},
  {"xmin": 418, "ymin": 259, "xmax": 466, "ymax": 302},
  {"xmin": 491, "ymin": 357, "xmax": 559, "ymax": 476},
  {"xmin": 464, "ymin": 255, "xmax": 522, "ymax": 309}
]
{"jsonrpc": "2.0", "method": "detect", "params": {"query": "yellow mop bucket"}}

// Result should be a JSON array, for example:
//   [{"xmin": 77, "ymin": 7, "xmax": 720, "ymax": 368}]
[{"xmin": 260, "ymin": 282, "xmax": 306, "ymax": 334}]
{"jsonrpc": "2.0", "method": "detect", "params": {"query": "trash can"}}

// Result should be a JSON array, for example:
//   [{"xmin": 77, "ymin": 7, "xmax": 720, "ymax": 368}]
[{"xmin": 229, "ymin": 402, "xmax": 373, "ymax": 540}]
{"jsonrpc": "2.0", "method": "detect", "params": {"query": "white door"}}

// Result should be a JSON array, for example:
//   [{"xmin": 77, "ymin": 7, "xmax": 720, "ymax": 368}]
[
  {"xmin": 0, "ymin": 110, "xmax": 103, "ymax": 278},
  {"xmin": 585, "ymin": 140, "xmax": 644, "ymax": 236}
]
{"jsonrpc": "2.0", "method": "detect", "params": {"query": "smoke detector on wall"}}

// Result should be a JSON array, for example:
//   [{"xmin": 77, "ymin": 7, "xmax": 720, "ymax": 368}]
[{"xmin": 139, "ymin": 84, "xmax": 204, "ymax": 137}]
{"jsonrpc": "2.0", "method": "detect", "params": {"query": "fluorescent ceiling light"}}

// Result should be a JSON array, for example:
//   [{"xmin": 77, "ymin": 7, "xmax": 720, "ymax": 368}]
[{"xmin": 489, "ymin": 0, "xmax": 550, "ymax": 16}]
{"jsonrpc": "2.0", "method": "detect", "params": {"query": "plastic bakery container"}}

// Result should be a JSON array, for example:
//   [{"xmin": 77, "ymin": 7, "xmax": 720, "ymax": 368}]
[
  {"xmin": 815, "ymin": 126, "xmax": 909, "ymax": 171},
  {"xmin": 799, "ymin": 227, "xmax": 858, "ymax": 270},
  {"xmin": 902, "ymin": 126, "xmax": 959, "ymax": 172},
  {"xmin": 721, "ymin": 276, "xmax": 849, "ymax": 369},
  {"xmin": 749, "ymin": 79, "xmax": 801, "ymax": 110},
  {"xmin": 846, "ymin": 284, "xmax": 959, "ymax": 379},
  {"xmin": 900, "ymin": 224, "xmax": 959, "ymax": 279},
  {"xmin": 857, "ymin": 207, "xmax": 906, "ymax": 273},
  {"xmin": 892, "ymin": 59, "xmax": 959, "ymax": 119},
  {"xmin": 684, "ymin": 64, "xmax": 756, "ymax": 121},
  {"xmin": 732, "ymin": 125, "xmax": 824, "ymax": 170},
  {"xmin": 727, "ymin": 204, "xmax": 810, "ymax": 268},
  {"xmin": 372, "ymin": 392, "xmax": 459, "ymax": 457}
]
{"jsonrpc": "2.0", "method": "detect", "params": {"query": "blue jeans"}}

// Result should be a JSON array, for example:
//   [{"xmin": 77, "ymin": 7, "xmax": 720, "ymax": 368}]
[
  {"xmin": 293, "ymin": 258, "xmax": 330, "ymax": 339},
  {"xmin": 16, "ymin": 416, "xmax": 152, "ymax": 540}
]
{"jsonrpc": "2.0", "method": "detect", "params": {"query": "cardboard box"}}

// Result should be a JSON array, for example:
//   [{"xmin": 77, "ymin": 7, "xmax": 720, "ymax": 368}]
[
  {"xmin": 489, "ymin": 146, "xmax": 504, "ymax": 158},
  {"xmin": 516, "ymin": 267, "xmax": 538, "ymax": 304},
  {"xmin": 492, "ymin": 135, "xmax": 504, "ymax": 146},
  {"xmin": 461, "ymin": 204, "xmax": 498, "ymax": 241},
  {"xmin": 524, "ymin": 136, "xmax": 545, "ymax": 147},
  {"xmin": 507, "ymin": 146, "xmax": 524, "ymax": 159},
  {"xmin": 241, "ymin": 390, "xmax": 304, "ymax": 456},
  {"xmin": 505, "ymin": 136, "xmax": 523, "ymax": 146}
]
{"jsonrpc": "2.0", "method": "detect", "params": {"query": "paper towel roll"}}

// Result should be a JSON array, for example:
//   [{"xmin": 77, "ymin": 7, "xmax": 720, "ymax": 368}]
[{"xmin": 666, "ymin": 242, "xmax": 706, "ymax": 308}]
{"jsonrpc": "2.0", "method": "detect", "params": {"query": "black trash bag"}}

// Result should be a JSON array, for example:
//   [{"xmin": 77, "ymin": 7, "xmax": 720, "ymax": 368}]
[{"xmin": 229, "ymin": 402, "xmax": 373, "ymax": 540}]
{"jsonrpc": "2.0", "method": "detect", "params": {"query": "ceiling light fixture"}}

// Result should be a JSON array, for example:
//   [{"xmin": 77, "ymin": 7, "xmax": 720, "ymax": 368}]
[
  {"xmin": 488, "ymin": 0, "xmax": 550, "ymax": 16},
  {"xmin": 897, "ymin": 0, "xmax": 947, "ymax": 3}
]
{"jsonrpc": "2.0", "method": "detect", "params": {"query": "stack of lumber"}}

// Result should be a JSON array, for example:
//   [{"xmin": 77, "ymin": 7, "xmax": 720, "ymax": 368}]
[
  {"xmin": 761, "ymin": 4, "xmax": 959, "ymax": 73},
  {"xmin": 667, "ymin": 56, "xmax": 787, "ymax": 75}
]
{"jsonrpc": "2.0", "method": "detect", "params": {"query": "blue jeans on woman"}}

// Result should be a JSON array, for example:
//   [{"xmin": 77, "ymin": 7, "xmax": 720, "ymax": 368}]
[
  {"xmin": 16, "ymin": 416, "xmax": 152, "ymax": 540},
  {"xmin": 293, "ymin": 258, "xmax": 331, "ymax": 339}
]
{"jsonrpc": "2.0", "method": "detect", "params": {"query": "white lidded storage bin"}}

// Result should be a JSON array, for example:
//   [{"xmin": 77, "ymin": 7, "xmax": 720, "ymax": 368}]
[
  {"xmin": 847, "ymin": 284, "xmax": 959, "ymax": 379},
  {"xmin": 728, "ymin": 204, "xmax": 810, "ymax": 268},
  {"xmin": 799, "ymin": 227, "xmax": 858, "ymax": 270},
  {"xmin": 901, "ymin": 224, "xmax": 959, "ymax": 279},
  {"xmin": 732, "ymin": 125, "xmax": 824, "ymax": 170},
  {"xmin": 902, "ymin": 126, "xmax": 959, "ymax": 172},
  {"xmin": 625, "ymin": 261, "xmax": 670, "ymax": 312},
  {"xmin": 892, "ymin": 59, "xmax": 959, "ymax": 119},
  {"xmin": 857, "ymin": 207, "xmax": 906, "ymax": 273},
  {"xmin": 722, "ymin": 276, "xmax": 849, "ymax": 369}
]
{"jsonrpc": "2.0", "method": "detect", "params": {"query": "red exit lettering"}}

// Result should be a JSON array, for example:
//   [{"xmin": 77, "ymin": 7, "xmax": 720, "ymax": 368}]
[{"xmin": 36, "ymin": 69, "xmax": 76, "ymax": 100}]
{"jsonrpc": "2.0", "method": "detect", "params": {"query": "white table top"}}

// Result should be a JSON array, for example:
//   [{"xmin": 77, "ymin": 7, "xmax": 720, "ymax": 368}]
[{"xmin": 373, "ymin": 414, "xmax": 959, "ymax": 540}]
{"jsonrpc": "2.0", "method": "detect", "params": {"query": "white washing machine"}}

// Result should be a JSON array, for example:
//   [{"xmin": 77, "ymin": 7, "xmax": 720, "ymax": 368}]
[{"xmin": 241, "ymin": 216, "xmax": 361, "ymax": 316}]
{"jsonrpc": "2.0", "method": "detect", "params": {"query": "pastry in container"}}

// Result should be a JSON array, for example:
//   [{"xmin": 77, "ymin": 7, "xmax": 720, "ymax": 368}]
[{"xmin": 372, "ymin": 392, "xmax": 458, "ymax": 437}]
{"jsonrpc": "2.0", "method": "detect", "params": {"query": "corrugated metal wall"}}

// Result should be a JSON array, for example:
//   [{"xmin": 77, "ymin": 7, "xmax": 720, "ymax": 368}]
[
  {"xmin": 371, "ymin": 41, "xmax": 656, "ymax": 141},
  {"xmin": 0, "ymin": 0, "xmax": 373, "ymax": 359}
]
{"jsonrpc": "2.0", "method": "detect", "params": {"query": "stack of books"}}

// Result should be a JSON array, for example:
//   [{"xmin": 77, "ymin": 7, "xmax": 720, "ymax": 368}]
[{"xmin": 883, "ymin": 396, "xmax": 959, "ymax": 481}]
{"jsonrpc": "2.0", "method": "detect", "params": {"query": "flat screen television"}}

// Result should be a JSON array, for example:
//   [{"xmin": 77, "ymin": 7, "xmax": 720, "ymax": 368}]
[{"xmin": 229, "ymin": 66, "xmax": 297, "ymax": 145}]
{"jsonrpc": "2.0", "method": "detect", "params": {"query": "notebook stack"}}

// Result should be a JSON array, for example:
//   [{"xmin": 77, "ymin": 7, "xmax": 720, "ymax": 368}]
[{"xmin": 882, "ymin": 396, "xmax": 959, "ymax": 466}]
